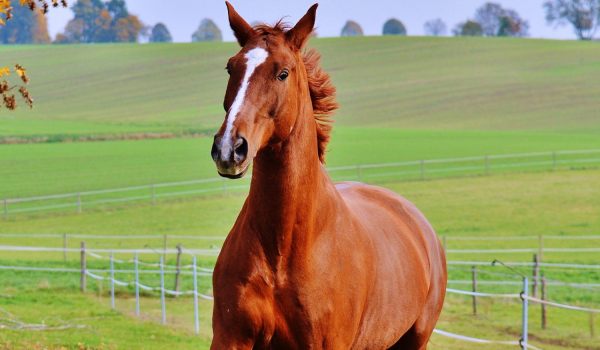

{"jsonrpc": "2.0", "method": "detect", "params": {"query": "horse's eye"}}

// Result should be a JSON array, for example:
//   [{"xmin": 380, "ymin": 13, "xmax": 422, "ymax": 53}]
[
  {"xmin": 225, "ymin": 65, "xmax": 231, "ymax": 75},
  {"xmin": 277, "ymin": 69, "xmax": 289, "ymax": 81}
]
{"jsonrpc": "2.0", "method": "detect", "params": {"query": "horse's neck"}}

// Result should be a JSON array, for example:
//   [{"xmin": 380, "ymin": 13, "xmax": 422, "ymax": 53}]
[{"xmin": 246, "ymin": 112, "xmax": 334, "ymax": 266}]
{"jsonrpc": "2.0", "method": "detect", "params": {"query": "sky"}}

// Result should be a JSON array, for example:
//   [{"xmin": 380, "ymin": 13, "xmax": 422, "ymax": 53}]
[{"xmin": 46, "ymin": 0, "xmax": 576, "ymax": 42}]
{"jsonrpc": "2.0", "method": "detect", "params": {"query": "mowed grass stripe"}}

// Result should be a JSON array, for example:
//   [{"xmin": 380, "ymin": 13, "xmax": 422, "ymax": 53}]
[
  {"xmin": 2, "ymin": 128, "xmax": 600, "ymax": 198},
  {"xmin": 1, "ymin": 37, "xmax": 600, "ymax": 135},
  {"xmin": 2, "ymin": 169, "xmax": 598, "ymax": 239}
]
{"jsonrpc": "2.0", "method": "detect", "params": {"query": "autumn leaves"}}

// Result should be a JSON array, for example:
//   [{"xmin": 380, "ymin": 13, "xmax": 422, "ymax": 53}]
[
  {"xmin": 1, "ymin": 0, "xmax": 67, "ymax": 25},
  {"xmin": 1, "ymin": 1, "xmax": 65, "ymax": 24},
  {"xmin": 1, "ymin": 0, "xmax": 67, "ymax": 110},
  {"xmin": 0, "ymin": 64, "xmax": 32, "ymax": 110}
]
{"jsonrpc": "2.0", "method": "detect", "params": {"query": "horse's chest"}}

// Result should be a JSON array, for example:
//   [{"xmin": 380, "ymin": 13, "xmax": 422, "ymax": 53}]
[{"xmin": 230, "ymin": 267, "xmax": 351, "ymax": 348}]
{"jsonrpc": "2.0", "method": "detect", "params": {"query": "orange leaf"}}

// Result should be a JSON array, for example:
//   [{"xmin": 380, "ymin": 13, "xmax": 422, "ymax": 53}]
[
  {"xmin": 15, "ymin": 64, "xmax": 26, "ymax": 77},
  {"xmin": 0, "ymin": 66, "xmax": 10, "ymax": 78}
]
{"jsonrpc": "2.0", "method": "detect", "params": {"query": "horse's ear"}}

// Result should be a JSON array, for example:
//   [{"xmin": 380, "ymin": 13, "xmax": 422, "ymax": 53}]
[
  {"xmin": 286, "ymin": 3, "xmax": 318, "ymax": 51},
  {"xmin": 226, "ymin": 1, "xmax": 255, "ymax": 47}
]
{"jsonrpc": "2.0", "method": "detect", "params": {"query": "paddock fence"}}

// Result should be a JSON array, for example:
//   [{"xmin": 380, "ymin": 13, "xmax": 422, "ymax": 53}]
[
  {"xmin": 2, "ymin": 248, "xmax": 600, "ymax": 349},
  {"xmin": 1, "ymin": 234, "xmax": 599, "ymax": 348},
  {"xmin": 3, "ymin": 148, "xmax": 600, "ymax": 216}
]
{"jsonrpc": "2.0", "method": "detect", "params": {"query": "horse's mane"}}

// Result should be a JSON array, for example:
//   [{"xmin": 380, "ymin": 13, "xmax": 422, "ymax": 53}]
[{"xmin": 254, "ymin": 22, "xmax": 339, "ymax": 163}]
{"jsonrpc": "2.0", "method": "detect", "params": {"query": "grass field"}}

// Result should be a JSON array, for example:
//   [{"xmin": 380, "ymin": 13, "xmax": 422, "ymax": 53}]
[
  {"xmin": 1, "ymin": 169, "xmax": 599, "ymax": 349},
  {"xmin": 2, "ymin": 128, "xmax": 600, "ymax": 198},
  {"xmin": 1, "ymin": 37, "xmax": 600, "ymax": 136},
  {"xmin": 1, "ymin": 36, "xmax": 599, "ymax": 200},
  {"xmin": 1, "ymin": 36, "xmax": 600, "ymax": 349}
]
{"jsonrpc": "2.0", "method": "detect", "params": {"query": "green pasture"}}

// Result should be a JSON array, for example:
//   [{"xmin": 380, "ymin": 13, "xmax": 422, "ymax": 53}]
[
  {"xmin": 0, "ymin": 280, "xmax": 598, "ymax": 349},
  {"xmin": 1, "ymin": 36, "xmax": 600, "ymax": 200},
  {"xmin": 1, "ymin": 37, "xmax": 600, "ymax": 136},
  {"xmin": 2, "ymin": 127, "xmax": 600, "ymax": 199},
  {"xmin": 2, "ymin": 168, "xmax": 598, "ymax": 238},
  {"xmin": 1, "ymin": 169, "xmax": 600, "ymax": 349},
  {"xmin": 1, "ymin": 36, "xmax": 600, "ymax": 349}
]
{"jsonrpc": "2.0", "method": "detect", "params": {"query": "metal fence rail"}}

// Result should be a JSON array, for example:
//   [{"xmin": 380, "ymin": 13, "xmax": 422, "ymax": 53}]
[{"xmin": 3, "ymin": 149, "xmax": 600, "ymax": 217}]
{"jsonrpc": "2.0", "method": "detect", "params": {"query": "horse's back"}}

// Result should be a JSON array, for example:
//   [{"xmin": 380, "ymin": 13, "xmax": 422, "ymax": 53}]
[
  {"xmin": 335, "ymin": 181, "xmax": 447, "ymax": 348},
  {"xmin": 335, "ymin": 181, "xmax": 443, "ymax": 263}
]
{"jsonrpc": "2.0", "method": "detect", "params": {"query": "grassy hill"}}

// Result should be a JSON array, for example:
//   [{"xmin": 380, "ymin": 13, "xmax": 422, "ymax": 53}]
[
  {"xmin": 1, "ymin": 36, "xmax": 600, "ymax": 138},
  {"xmin": 1, "ymin": 37, "xmax": 600, "ymax": 198},
  {"xmin": 1, "ymin": 36, "xmax": 599, "ymax": 350}
]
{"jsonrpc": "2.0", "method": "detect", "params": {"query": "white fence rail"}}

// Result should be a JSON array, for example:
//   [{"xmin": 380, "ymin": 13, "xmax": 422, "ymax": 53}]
[
  {"xmin": 3, "ymin": 149, "xmax": 600, "ymax": 216},
  {"xmin": 5, "ymin": 261, "xmax": 577, "ymax": 350},
  {"xmin": 2, "ymin": 238, "xmax": 600, "ymax": 349}
]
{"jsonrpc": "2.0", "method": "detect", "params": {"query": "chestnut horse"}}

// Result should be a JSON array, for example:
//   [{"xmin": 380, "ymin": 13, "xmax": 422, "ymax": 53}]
[{"xmin": 210, "ymin": 3, "xmax": 447, "ymax": 349}]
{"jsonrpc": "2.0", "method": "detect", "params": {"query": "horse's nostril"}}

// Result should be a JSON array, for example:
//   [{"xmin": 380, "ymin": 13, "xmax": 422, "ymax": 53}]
[
  {"xmin": 211, "ymin": 141, "xmax": 219, "ymax": 162},
  {"xmin": 234, "ymin": 137, "xmax": 248, "ymax": 161}
]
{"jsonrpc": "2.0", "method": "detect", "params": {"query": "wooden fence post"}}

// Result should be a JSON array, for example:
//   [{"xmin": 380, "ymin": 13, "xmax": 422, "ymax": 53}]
[
  {"xmin": 532, "ymin": 254, "xmax": 539, "ymax": 298},
  {"xmin": 541, "ymin": 275, "xmax": 547, "ymax": 330},
  {"xmin": 80, "ymin": 241, "xmax": 87, "ymax": 292},
  {"xmin": 174, "ymin": 244, "xmax": 183, "ymax": 297},
  {"xmin": 472, "ymin": 265, "xmax": 477, "ymax": 316}
]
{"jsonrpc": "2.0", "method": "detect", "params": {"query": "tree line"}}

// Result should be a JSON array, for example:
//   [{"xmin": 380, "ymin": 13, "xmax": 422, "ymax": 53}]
[
  {"xmin": 2, "ymin": 0, "xmax": 600, "ymax": 44},
  {"xmin": 347, "ymin": 1, "xmax": 600, "ymax": 40},
  {"xmin": 0, "ymin": 0, "xmax": 222, "ymax": 44}
]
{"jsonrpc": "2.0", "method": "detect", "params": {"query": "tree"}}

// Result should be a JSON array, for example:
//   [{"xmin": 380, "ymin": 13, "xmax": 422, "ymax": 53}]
[
  {"xmin": 341, "ymin": 20, "xmax": 363, "ymax": 36},
  {"xmin": 424, "ymin": 18, "xmax": 447, "ymax": 36},
  {"xmin": 453, "ymin": 20, "xmax": 484, "ymax": 36},
  {"xmin": 544, "ymin": 0, "xmax": 600, "ymax": 40},
  {"xmin": 150, "ymin": 22, "xmax": 172, "ymax": 43},
  {"xmin": 475, "ymin": 2, "xmax": 504, "ymax": 36},
  {"xmin": 192, "ymin": 18, "xmax": 222, "ymax": 42},
  {"xmin": 475, "ymin": 2, "xmax": 529, "ymax": 37},
  {"xmin": 56, "ymin": 0, "xmax": 144, "ymax": 43},
  {"xmin": 382, "ymin": 18, "xmax": 406, "ymax": 35},
  {"xmin": 69, "ymin": 0, "xmax": 104, "ymax": 42},
  {"xmin": 106, "ymin": 0, "xmax": 127, "ymax": 20},
  {"xmin": 497, "ymin": 9, "xmax": 529, "ymax": 37},
  {"xmin": 56, "ymin": 17, "xmax": 84, "ymax": 43},
  {"xmin": 113, "ymin": 15, "xmax": 143, "ymax": 42},
  {"xmin": 0, "ymin": 0, "xmax": 50, "ymax": 44},
  {"xmin": 32, "ymin": 9, "xmax": 50, "ymax": 43}
]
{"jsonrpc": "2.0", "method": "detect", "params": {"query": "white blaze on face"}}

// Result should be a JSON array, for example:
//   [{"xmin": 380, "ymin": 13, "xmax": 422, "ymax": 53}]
[{"xmin": 221, "ymin": 47, "xmax": 269, "ymax": 161}]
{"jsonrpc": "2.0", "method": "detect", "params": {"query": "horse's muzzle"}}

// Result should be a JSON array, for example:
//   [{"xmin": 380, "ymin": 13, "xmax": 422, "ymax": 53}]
[{"xmin": 211, "ymin": 134, "xmax": 249, "ymax": 178}]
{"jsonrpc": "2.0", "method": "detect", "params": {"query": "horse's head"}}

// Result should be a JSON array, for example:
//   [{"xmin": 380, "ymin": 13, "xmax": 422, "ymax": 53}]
[{"xmin": 211, "ymin": 2, "xmax": 318, "ymax": 179}]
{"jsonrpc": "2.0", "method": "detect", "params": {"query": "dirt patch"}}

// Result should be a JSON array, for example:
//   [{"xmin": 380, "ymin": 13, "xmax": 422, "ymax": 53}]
[{"xmin": 0, "ymin": 130, "xmax": 212, "ymax": 144}]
